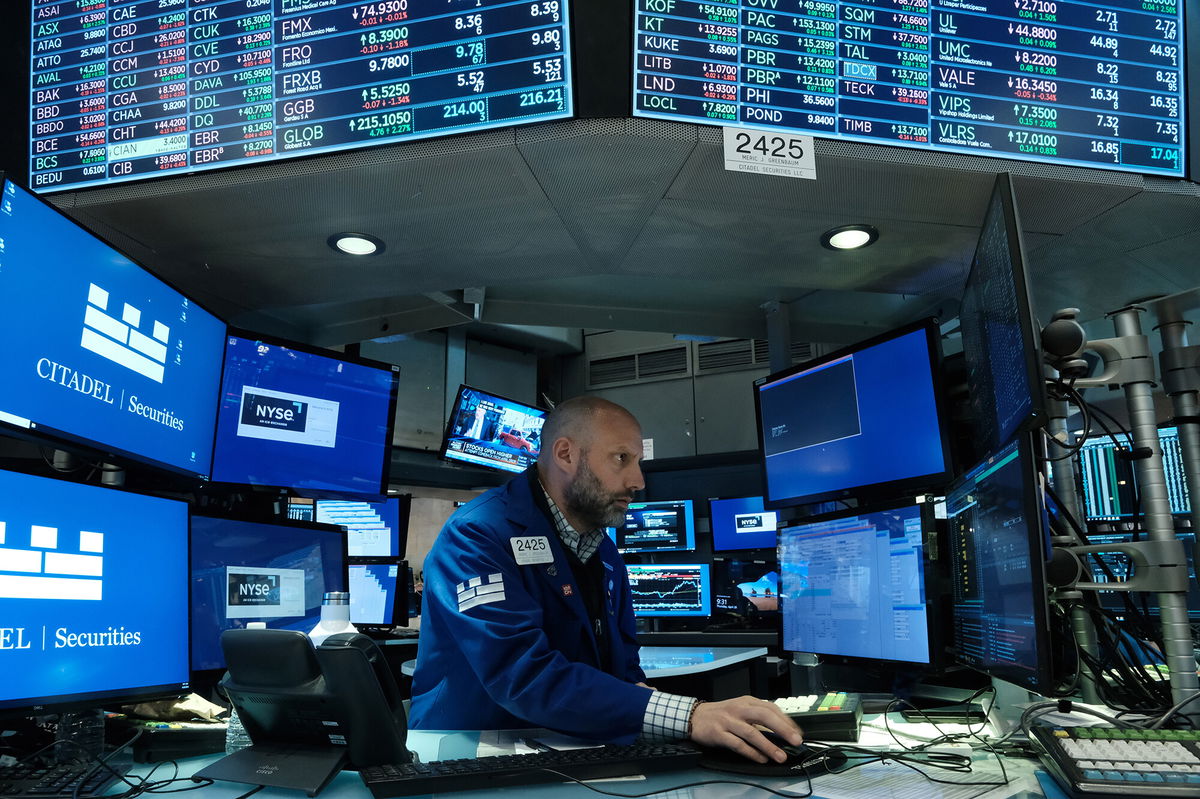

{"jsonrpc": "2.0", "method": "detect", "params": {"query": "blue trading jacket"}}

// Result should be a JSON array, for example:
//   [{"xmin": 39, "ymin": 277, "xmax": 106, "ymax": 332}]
[{"xmin": 409, "ymin": 469, "xmax": 651, "ymax": 743}]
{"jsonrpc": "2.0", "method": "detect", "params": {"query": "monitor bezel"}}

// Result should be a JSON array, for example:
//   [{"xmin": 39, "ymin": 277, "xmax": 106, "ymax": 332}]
[
  {"xmin": 437, "ymin": 383, "xmax": 547, "ymax": 475},
  {"xmin": 959, "ymin": 172, "xmax": 1048, "ymax": 452},
  {"xmin": 0, "ymin": 469, "xmax": 192, "ymax": 718},
  {"xmin": 347, "ymin": 556, "xmax": 410, "ymax": 631},
  {"xmin": 777, "ymin": 497, "xmax": 943, "ymax": 668},
  {"xmin": 0, "ymin": 174, "xmax": 227, "ymax": 481},
  {"xmin": 945, "ymin": 432, "xmax": 1055, "ymax": 693},
  {"xmin": 207, "ymin": 328, "xmax": 401, "ymax": 498},
  {"xmin": 753, "ymin": 316, "xmax": 953, "ymax": 511},
  {"xmin": 187, "ymin": 514, "xmax": 350, "ymax": 685},
  {"xmin": 616, "ymin": 498, "xmax": 697, "ymax": 554}
]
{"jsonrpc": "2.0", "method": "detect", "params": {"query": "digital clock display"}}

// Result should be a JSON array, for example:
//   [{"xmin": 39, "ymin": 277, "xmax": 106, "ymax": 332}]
[
  {"xmin": 28, "ymin": 0, "xmax": 573, "ymax": 192},
  {"xmin": 633, "ymin": 0, "xmax": 1185, "ymax": 176}
]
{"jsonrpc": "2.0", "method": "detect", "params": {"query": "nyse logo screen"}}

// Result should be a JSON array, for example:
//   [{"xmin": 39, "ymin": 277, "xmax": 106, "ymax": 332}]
[
  {"xmin": 241, "ymin": 393, "xmax": 307, "ymax": 433},
  {"xmin": 227, "ymin": 573, "xmax": 280, "ymax": 607}
]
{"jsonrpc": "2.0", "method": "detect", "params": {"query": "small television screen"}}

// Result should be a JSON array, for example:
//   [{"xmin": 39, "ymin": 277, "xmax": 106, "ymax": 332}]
[
  {"xmin": 616, "ymin": 500, "xmax": 696, "ymax": 553},
  {"xmin": 348, "ymin": 558, "xmax": 409, "ymax": 629},
  {"xmin": 439, "ymin": 385, "xmax": 547, "ymax": 474},
  {"xmin": 779, "ymin": 501, "xmax": 935, "ymax": 665},
  {"xmin": 946, "ymin": 434, "xmax": 1054, "ymax": 692},
  {"xmin": 189, "ymin": 516, "xmax": 347, "ymax": 674},
  {"xmin": 959, "ymin": 173, "xmax": 1047, "ymax": 452},
  {"xmin": 709, "ymin": 496, "xmax": 777, "ymax": 551},
  {"xmin": 210, "ymin": 332, "xmax": 400, "ymax": 496},
  {"xmin": 627, "ymin": 563, "xmax": 711, "ymax": 617},
  {"xmin": 316, "ymin": 497, "xmax": 410, "ymax": 558},
  {"xmin": 712, "ymin": 558, "xmax": 780, "ymax": 616},
  {"xmin": 0, "ymin": 177, "xmax": 225, "ymax": 478},
  {"xmin": 1078, "ymin": 426, "xmax": 1190, "ymax": 522},
  {"xmin": 0, "ymin": 468, "xmax": 190, "ymax": 716},
  {"xmin": 754, "ymin": 318, "xmax": 951, "ymax": 509}
]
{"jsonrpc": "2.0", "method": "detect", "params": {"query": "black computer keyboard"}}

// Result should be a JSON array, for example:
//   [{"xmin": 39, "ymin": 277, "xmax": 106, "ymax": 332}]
[
  {"xmin": 0, "ymin": 758, "xmax": 128, "ymax": 799},
  {"xmin": 359, "ymin": 741, "xmax": 701, "ymax": 797},
  {"xmin": 1031, "ymin": 726, "xmax": 1200, "ymax": 797}
]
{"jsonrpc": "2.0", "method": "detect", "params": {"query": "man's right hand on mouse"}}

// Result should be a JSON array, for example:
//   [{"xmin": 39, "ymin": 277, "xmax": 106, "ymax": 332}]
[{"xmin": 688, "ymin": 697, "xmax": 804, "ymax": 764}]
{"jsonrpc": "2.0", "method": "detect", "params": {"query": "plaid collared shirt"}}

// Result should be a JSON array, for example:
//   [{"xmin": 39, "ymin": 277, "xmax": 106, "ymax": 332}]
[{"xmin": 539, "ymin": 482, "xmax": 696, "ymax": 742}]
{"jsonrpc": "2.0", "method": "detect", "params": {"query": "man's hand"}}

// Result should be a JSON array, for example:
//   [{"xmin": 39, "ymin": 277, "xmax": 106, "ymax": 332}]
[{"xmin": 688, "ymin": 697, "xmax": 803, "ymax": 763}]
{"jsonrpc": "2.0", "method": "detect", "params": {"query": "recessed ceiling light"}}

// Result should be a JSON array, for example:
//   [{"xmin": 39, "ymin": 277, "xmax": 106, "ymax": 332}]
[
  {"xmin": 821, "ymin": 224, "xmax": 879, "ymax": 250},
  {"xmin": 328, "ymin": 233, "xmax": 385, "ymax": 255}
]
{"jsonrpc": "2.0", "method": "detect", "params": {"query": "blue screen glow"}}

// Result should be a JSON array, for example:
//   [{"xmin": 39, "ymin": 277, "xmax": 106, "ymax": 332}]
[
  {"xmin": 710, "ymin": 495, "xmax": 776, "ymax": 551},
  {"xmin": 0, "ymin": 179, "xmax": 226, "ymax": 477},
  {"xmin": 211, "ymin": 334, "xmax": 399, "ymax": 495},
  {"xmin": 0, "ymin": 468, "xmax": 190, "ymax": 712}
]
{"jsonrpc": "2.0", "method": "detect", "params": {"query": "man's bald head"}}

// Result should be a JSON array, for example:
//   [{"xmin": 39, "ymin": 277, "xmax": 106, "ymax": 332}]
[{"xmin": 537, "ymin": 396, "xmax": 640, "ymax": 467}]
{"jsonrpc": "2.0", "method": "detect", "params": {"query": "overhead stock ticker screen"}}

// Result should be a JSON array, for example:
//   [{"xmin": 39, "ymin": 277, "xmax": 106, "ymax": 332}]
[
  {"xmin": 633, "ymin": 0, "xmax": 1186, "ymax": 176},
  {"xmin": 28, "ymin": 0, "xmax": 573, "ymax": 192}
]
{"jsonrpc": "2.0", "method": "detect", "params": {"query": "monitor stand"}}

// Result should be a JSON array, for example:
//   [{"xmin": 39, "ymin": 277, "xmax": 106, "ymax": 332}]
[{"xmin": 194, "ymin": 744, "xmax": 347, "ymax": 796}]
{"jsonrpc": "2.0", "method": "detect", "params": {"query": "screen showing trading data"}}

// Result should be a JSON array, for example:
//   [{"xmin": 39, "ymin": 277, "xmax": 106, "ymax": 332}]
[
  {"xmin": 632, "ymin": 0, "xmax": 1185, "ymax": 176},
  {"xmin": 779, "ymin": 503, "xmax": 930, "ymax": 663},
  {"xmin": 317, "ymin": 498, "xmax": 404, "ymax": 557},
  {"xmin": 627, "ymin": 563, "xmax": 711, "ymax": 617},
  {"xmin": 1085, "ymin": 530, "xmax": 1200, "ymax": 616},
  {"xmin": 348, "ymin": 559, "xmax": 404, "ymax": 626},
  {"xmin": 945, "ymin": 436, "xmax": 1052, "ymax": 692},
  {"xmin": 616, "ymin": 499, "xmax": 696, "ymax": 553},
  {"xmin": 28, "ymin": 0, "xmax": 573, "ymax": 192},
  {"xmin": 1079, "ymin": 427, "xmax": 1191, "ymax": 521}
]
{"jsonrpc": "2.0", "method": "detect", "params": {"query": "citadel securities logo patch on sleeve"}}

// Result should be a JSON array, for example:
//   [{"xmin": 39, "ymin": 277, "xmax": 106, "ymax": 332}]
[
  {"xmin": 456, "ymin": 573, "xmax": 505, "ymax": 613},
  {"xmin": 0, "ymin": 519, "xmax": 104, "ymax": 601},
  {"xmin": 235, "ymin": 385, "xmax": 339, "ymax": 448},
  {"xmin": 80, "ymin": 283, "xmax": 170, "ymax": 383}
]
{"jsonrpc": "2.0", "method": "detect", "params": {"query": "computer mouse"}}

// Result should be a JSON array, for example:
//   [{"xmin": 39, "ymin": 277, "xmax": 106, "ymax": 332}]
[{"xmin": 698, "ymin": 731, "xmax": 848, "ymax": 778}]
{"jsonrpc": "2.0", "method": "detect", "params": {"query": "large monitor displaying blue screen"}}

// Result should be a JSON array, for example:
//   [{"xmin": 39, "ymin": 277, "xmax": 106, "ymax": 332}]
[
  {"xmin": 627, "ymin": 563, "xmax": 711, "ymax": 617},
  {"xmin": 754, "ymin": 318, "xmax": 950, "ymax": 509},
  {"xmin": 317, "ymin": 497, "xmax": 408, "ymax": 558},
  {"xmin": 189, "ymin": 515, "xmax": 347, "ymax": 674},
  {"xmin": 779, "ymin": 502, "xmax": 933, "ymax": 665},
  {"xmin": 0, "ymin": 468, "xmax": 190, "ymax": 716},
  {"xmin": 440, "ymin": 385, "xmax": 547, "ymax": 474},
  {"xmin": 616, "ymin": 499, "xmax": 696, "ymax": 553},
  {"xmin": 709, "ymin": 495, "xmax": 777, "ymax": 551},
  {"xmin": 27, "ymin": 2, "xmax": 574, "ymax": 192},
  {"xmin": 210, "ymin": 332, "xmax": 400, "ymax": 496},
  {"xmin": 0, "ymin": 177, "xmax": 225, "ymax": 478},
  {"xmin": 631, "ymin": 0, "xmax": 1185, "ymax": 177}
]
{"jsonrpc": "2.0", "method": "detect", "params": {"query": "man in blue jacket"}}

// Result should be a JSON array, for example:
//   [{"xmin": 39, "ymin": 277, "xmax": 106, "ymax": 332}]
[{"xmin": 410, "ymin": 396, "xmax": 802, "ymax": 763}]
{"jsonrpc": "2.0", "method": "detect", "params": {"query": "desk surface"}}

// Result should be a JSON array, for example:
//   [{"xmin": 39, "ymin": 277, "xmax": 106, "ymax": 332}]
[
  {"xmin": 401, "ymin": 645, "xmax": 767, "ymax": 679},
  {"xmin": 131, "ymin": 717, "xmax": 1050, "ymax": 799}
]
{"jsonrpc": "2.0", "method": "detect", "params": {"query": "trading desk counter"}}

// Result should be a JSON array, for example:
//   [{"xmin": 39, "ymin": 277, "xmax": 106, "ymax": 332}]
[{"xmin": 129, "ymin": 718, "xmax": 1050, "ymax": 799}]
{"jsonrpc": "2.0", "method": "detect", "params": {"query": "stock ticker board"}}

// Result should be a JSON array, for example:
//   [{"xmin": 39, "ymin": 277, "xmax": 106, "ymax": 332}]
[
  {"xmin": 633, "ymin": 0, "xmax": 1186, "ymax": 176},
  {"xmin": 28, "ymin": 0, "xmax": 572, "ymax": 191}
]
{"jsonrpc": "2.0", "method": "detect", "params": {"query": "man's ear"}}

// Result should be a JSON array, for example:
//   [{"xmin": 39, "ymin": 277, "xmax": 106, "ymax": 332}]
[{"xmin": 552, "ymin": 436, "xmax": 577, "ymax": 475}]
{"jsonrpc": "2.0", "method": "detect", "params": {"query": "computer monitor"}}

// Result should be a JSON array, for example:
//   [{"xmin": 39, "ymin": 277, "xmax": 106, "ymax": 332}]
[
  {"xmin": 189, "ymin": 516, "xmax": 348, "ymax": 675},
  {"xmin": 1084, "ymin": 530, "xmax": 1200, "ymax": 617},
  {"xmin": 959, "ymin": 173, "xmax": 1047, "ymax": 453},
  {"xmin": 0, "ymin": 468, "xmax": 190, "ymax": 716},
  {"xmin": 615, "ymin": 499, "xmax": 696, "ymax": 553},
  {"xmin": 348, "ymin": 558, "xmax": 410, "ymax": 631},
  {"xmin": 286, "ymin": 497, "xmax": 315, "ymax": 522},
  {"xmin": 709, "ymin": 496, "xmax": 777, "ymax": 552},
  {"xmin": 753, "ymin": 318, "xmax": 951, "ymax": 509},
  {"xmin": 316, "ymin": 496, "xmax": 410, "ymax": 558},
  {"xmin": 711, "ymin": 557, "xmax": 780, "ymax": 616},
  {"xmin": 945, "ymin": 434, "xmax": 1055, "ymax": 693},
  {"xmin": 210, "ymin": 331, "xmax": 400, "ymax": 496},
  {"xmin": 626, "ymin": 563, "xmax": 711, "ymax": 617},
  {"xmin": 779, "ymin": 500, "xmax": 937, "ymax": 665},
  {"xmin": 0, "ymin": 176, "xmax": 225, "ymax": 478},
  {"xmin": 1078, "ymin": 426, "xmax": 1190, "ymax": 522},
  {"xmin": 439, "ymin": 385, "xmax": 547, "ymax": 474}
]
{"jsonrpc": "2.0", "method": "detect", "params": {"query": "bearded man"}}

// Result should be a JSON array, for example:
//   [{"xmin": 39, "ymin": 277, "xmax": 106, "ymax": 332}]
[{"xmin": 410, "ymin": 396, "xmax": 800, "ymax": 763}]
